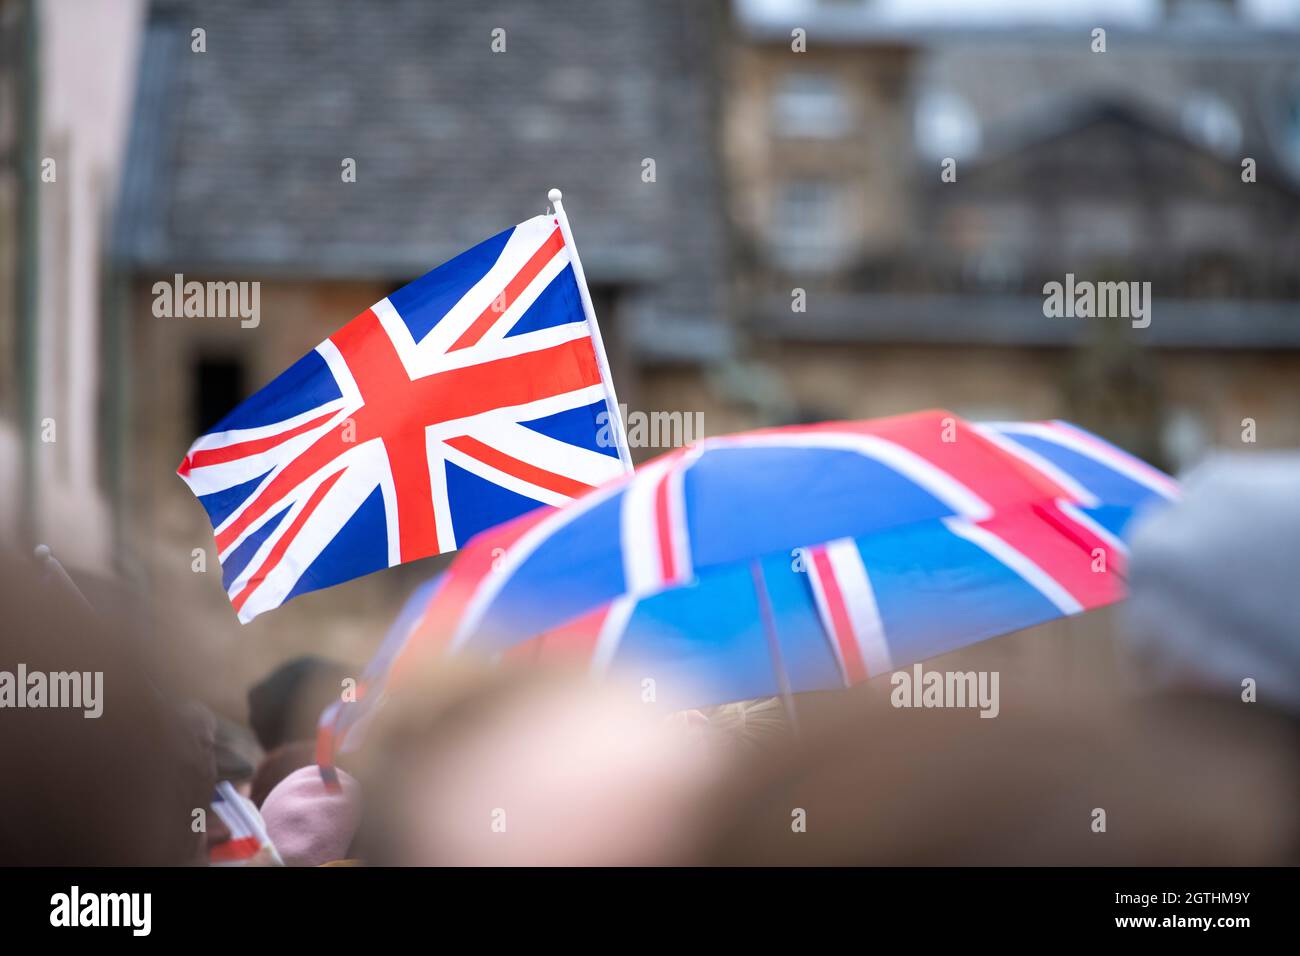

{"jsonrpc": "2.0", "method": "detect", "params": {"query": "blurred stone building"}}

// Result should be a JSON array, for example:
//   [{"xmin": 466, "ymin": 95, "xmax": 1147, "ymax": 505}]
[
  {"xmin": 0, "ymin": 0, "xmax": 144, "ymax": 575},
  {"xmin": 727, "ymin": 0, "xmax": 1300, "ymax": 472}
]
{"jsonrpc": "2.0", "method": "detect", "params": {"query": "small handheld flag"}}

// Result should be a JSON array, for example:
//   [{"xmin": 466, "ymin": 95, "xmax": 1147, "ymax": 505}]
[
  {"xmin": 209, "ymin": 781, "xmax": 281, "ymax": 866},
  {"xmin": 179, "ymin": 192, "xmax": 632, "ymax": 622}
]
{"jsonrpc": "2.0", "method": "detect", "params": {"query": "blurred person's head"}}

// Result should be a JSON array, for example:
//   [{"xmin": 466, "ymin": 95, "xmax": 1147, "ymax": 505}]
[
  {"xmin": 188, "ymin": 701, "xmax": 259, "ymax": 787},
  {"xmin": 260, "ymin": 765, "xmax": 362, "ymax": 867},
  {"xmin": 212, "ymin": 713, "xmax": 260, "ymax": 785},
  {"xmin": 1122, "ymin": 453, "xmax": 1300, "ymax": 715},
  {"xmin": 695, "ymin": 684, "xmax": 1297, "ymax": 866},
  {"xmin": 250, "ymin": 739, "xmax": 318, "ymax": 808},
  {"xmin": 0, "ymin": 550, "xmax": 213, "ymax": 865},
  {"xmin": 357, "ymin": 662, "xmax": 723, "ymax": 865},
  {"xmin": 247, "ymin": 654, "xmax": 351, "ymax": 752}
]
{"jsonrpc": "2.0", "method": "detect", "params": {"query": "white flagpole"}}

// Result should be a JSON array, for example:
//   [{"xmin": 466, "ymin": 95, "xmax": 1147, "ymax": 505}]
[{"xmin": 548, "ymin": 188, "xmax": 635, "ymax": 475}]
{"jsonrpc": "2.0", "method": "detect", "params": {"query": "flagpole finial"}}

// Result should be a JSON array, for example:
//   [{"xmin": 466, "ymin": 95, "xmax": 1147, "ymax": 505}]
[{"xmin": 547, "ymin": 187, "xmax": 562, "ymax": 204}]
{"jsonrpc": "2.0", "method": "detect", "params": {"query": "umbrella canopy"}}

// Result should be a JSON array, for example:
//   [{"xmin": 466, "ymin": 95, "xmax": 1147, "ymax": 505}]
[{"xmin": 319, "ymin": 410, "xmax": 1178, "ymax": 757}]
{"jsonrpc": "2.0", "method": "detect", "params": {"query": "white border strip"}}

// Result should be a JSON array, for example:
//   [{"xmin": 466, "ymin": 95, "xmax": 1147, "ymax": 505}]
[
  {"xmin": 824, "ymin": 538, "xmax": 893, "ymax": 677},
  {"xmin": 943, "ymin": 517, "xmax": 1084, "ymax": 616}
]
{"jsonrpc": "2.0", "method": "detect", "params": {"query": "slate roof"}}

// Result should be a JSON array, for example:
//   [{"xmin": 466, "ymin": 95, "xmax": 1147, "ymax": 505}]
[
  {"xmin": 758, "ymin": 97, "xmax": 1300, "ymax": 349},
  {"xmin": 113, "ymin": 0, "xmax": 730, "ymax": 360},
  {"xmin": 756, "ymin": 293, "xmax": 1300, "ymax": 349}
]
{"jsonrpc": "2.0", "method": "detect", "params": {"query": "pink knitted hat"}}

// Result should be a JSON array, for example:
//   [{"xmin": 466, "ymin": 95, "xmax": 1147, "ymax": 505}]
[{"xmin": 260, "ymin": 766, "xmax": 362, "ymax": 866}]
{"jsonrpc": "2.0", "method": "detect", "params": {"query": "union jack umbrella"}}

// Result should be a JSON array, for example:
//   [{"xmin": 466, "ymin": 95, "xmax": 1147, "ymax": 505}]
[
  {"xmin": 318, "ymin": 410, "xmax": 1178, "ymax": 766},
  {"xmin": 179, "ymin": 190, "xmax": 632, "ymax": 622}
]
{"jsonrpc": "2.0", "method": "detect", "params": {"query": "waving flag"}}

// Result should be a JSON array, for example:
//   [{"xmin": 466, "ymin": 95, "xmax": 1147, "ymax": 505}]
[{"xmin": 180, "ymin": 199, "xmax": 630, "ymax": 622}]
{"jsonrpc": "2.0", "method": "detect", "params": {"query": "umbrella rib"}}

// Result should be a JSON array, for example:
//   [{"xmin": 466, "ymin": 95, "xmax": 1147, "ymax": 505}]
[{"xmin": 750, "ymin": 559, "xmax": 801, "ymax": 737}]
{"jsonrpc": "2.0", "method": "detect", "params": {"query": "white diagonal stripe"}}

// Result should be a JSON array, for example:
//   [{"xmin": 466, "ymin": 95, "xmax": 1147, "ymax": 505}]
[
  {"xmin": 943, "ymin": 516, "xmax": 1084, "ymax": 615},
  {"xmin": 186, "ymin": 410, "xmax": 351, "ymax": 499},
  {"xmin": 235, "ymin": 457, "xmax": 385, "ymax": 622},
  {"xmin": 824, "ymin": 538, "xmax": 892, "ymax": 676},
  {"xmin": 473, "ymin": 246, "xmax": 573, "ymax": 349},
  {"xmin": 441, "ymin": 444, "xmax": 572, "ymax": 510},
  {"xmin": 416, "ymin": 216, "xmax": 563, "ymax": 361},
  {"xmin": 430, "ymin": 321, "xmax": 591, "ymax": 376},
  {"xmin": 973, "ymin": 422, "xmax": 1100, "ymax": 507},
  {"xmin": 184, "ymin": 398, "xmax": 348, "ymax": 455},
  {"xmin": 466, "ymin": 419, "xmax": 626, "ymax": 490},
  {"xmin": 1056, "ymin": 498, "xmax": 1128, "ymax": 557}
]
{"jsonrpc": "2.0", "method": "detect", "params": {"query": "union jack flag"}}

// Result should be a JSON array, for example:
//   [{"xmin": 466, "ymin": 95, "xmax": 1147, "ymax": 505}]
[
  {"xmin": 315, "ymin": 411, "xmax": 1180, "ymax": 768},
  {"xmin": 179, "ymin": 212, "xmax": 628, "ymax": 622}
]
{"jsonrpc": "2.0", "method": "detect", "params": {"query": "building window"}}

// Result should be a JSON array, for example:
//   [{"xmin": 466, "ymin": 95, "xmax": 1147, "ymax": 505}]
[
  {"xmin": 770, "ymin": 180, "xmax": 846, "ymax": 270},
  {"xmin": 1272, "ymin": 72, "xmax": 1300, "ymax": 179},
  {"xmin": 771, "ymin": 72, "xmax": 851, "ymax": 139},
  {"xmin": 192, "ymin": 355, "xmax": 246, "ymax": 435},
  {"xmin": 1181, "ymin": 91, "xmax": 1242, "ymax": 155},
  {"xmin": 914, "ymin": 89, "xmax": 981, "ymax": 161},
  {"xmin": 1061, "ymin": 201, "xmax": 1140, "ymax": 261}
]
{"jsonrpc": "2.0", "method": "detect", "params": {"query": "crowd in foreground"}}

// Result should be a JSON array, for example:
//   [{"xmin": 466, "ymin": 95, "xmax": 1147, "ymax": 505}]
[{"xmin": 1, "ymin": 454, "xmax": 1297, "ymax": 866}]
